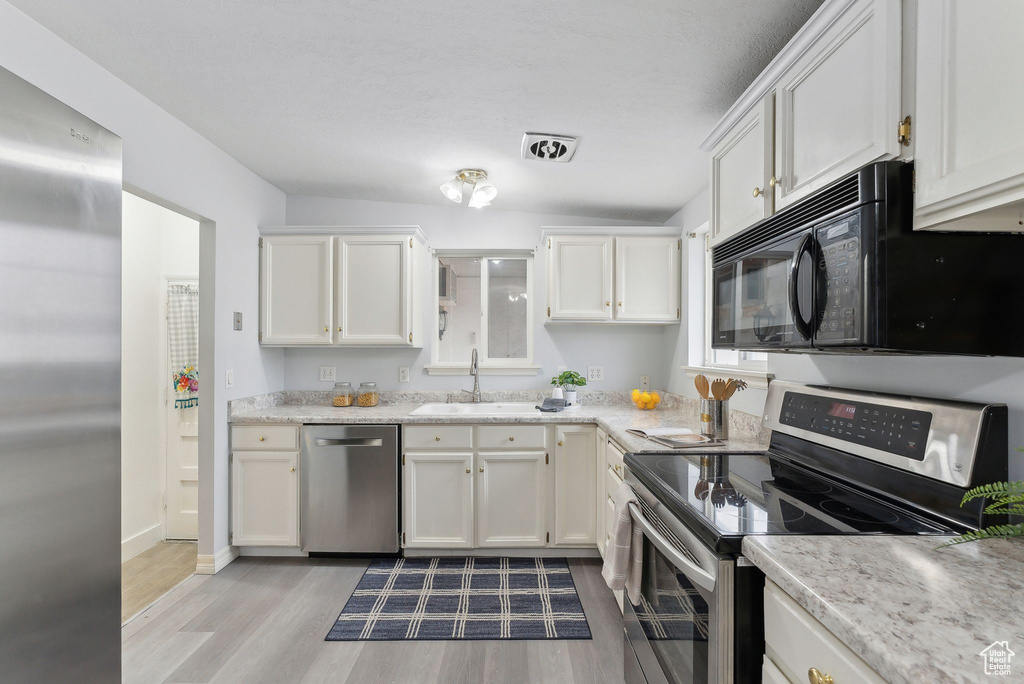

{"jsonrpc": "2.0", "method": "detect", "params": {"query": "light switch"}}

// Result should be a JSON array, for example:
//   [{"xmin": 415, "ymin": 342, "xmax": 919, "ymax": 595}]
[
  {"xmin": 225, "ymin": 369, "xmax": 234, "ymax": 389},
  {"xmin": 233, "ymin": 312, "xmax": 243, "ymax": 331}
]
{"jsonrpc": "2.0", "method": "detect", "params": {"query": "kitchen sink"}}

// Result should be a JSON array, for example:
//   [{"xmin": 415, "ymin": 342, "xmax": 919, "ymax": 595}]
[{"xmin": 409, "ymin": 402, "xmax": 540, "ymax": 416}]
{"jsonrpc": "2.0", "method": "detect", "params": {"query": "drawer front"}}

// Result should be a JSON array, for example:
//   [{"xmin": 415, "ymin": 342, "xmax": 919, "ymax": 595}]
[
  {"xmin": 404, "ymin": 425, "xmax": 474, "ymax": 450},
  {"xmin": 477, "ymin": 425, "xmax": 547, "ymax": 450},
  {"xmin": 765, "ymin": 580, "xmax": 885, "ymax": 684},
  {"xmin": 231, "ymin": 425, "xmax": 299, "ymax": 450},
  {"xmin": 606, "ymin": 439, "xmax": 625, "ymax": 471},
  {"xmin": 606, "ymin": 461, "xmax": 624, "ymax": 490}
]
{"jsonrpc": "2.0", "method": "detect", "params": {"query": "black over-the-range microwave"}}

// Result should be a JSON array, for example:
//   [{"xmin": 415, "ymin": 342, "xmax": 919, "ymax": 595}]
[{"xmin": 711, "ymin": 160, "xmax": 1024, "ymax": 357}]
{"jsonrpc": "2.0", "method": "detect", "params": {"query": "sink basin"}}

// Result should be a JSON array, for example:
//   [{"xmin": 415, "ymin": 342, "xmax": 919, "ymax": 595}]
[{"xmin": 409, "ymin": 402, "xmax": 540, "ymax": 417}]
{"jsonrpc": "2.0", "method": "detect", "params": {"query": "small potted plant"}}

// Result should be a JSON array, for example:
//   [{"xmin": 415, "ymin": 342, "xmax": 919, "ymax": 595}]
[{"xmin": 551, "ymin": 370, "xmax": 587, "ymax": 406}]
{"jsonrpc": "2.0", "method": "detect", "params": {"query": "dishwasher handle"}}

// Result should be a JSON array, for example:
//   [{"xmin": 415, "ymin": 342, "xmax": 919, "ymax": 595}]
[{"xmin": 313, "ymin": 437, "xmax": 384, "ymax": 447}]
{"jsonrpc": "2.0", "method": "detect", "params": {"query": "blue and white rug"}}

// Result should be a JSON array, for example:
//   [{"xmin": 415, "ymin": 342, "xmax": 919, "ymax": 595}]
[{"xmin": 326, "ymin": 557, "xmax": 592, "ymax": 641}]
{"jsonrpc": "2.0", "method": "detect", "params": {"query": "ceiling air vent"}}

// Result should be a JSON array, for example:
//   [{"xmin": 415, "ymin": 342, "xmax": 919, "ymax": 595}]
[{"xmin": 521, "ymin": 133, "xmax": 578, "ymax": 162}]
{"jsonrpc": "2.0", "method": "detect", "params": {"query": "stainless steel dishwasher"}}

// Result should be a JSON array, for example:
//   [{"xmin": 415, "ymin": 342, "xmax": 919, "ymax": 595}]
[{"xmin": 300, "ymin": 425, "xmax": 399, "ymax": 553}]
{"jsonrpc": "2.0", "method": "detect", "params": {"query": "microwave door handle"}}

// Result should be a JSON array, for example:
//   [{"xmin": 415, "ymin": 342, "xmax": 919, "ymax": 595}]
[
  {"xmin": 789, "ymin": 233, "xmax": 815, "ymax": 340},
  {"xmin": 627, "ymin": 502, "xmax": 716, "ymax": 593}
]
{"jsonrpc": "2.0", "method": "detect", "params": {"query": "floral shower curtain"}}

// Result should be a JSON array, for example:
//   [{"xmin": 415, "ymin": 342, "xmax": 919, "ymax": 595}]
[{"xmin": 168, "ymin": 283, "xmax": 199, "ymax": 409}]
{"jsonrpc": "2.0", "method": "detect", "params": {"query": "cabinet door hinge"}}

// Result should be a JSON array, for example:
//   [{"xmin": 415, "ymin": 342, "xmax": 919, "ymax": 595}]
[
  {"xmin": 258, "ymin": 237, "xmax": 264, "ymax": 248},
  {"xmin": 547, "ymin": 238, "xmax": 551, "ymax": 249},
  {"xmin": 229, "ymin": 453, "xmax": 233, "ymax": 463},
  {"xmin": 546, "ymin": 532, "xmax": 550, "ymax": 543},
  {"xmin": 402, "ymin": 454, "xmax": 405, "ymax": 466},
  {"xmin": 402, "ymin": 532, "xmax": 406, "ymax": 545},
  {"xmin": 258, "ymin": 331, "xmax": 263, "ymax": 342},
  {"xmin": 677, "ymin": 239, "xmax": 681, "ymax": 249},
  {"xmin": 546, "ymin": 306, "xmax": 551, "ymax": 317},
  {"xmin": 408, "ymin": 332, "xmax": 413, "ymax": 343},
  {"xmin": 409, "ymin": 237, "xmax": 413, "ymax": 248},
  {"xmin": 897, "ymin": 115, "xmax": 912, "ymax": 147},
  {"xmin": 229, "ymin": 532, "xmax": 233, "ymax": 543},
  {"xmin": 545, "ymin": 453, "xmax": 549, "ymax": 465},
  {"xmin": 676, "ymin": 307, "xmax": 680, "ymax": 318}
]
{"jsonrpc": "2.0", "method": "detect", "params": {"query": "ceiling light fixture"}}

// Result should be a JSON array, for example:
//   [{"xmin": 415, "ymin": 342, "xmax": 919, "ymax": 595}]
[{"xmin": 439, "ymin": 168, "xmax": 497, "ymax": 208}]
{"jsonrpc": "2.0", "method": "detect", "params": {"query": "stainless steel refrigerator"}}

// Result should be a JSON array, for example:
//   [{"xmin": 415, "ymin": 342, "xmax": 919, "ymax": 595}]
[{"xmin": 0, "ymin": 65, "xmax": 122, "ymax": 681}]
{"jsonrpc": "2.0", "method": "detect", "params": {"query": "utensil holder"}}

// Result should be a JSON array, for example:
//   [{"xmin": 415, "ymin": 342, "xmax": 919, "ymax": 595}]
[{"xmin": 699, "ymin": 399, "xmax": 729, "ymax": 440}]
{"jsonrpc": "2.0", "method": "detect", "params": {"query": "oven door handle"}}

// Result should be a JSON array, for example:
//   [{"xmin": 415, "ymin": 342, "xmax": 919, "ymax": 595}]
[
  {"xmin": 789, "ymin": 232, "xmax": 815, "ymax": 341},
  {"xmin": 627, "ymin": 502, "xmax": 716, "ymax": 593}
]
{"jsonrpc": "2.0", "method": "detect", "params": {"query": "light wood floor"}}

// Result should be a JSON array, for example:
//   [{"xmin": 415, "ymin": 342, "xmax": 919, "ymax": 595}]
[
  {"xmin": 122, "ymin": 541, "xmax": 198, "ymax": 622},
  {"xmin": 121, "ymin": 557, "xmax": 625, "ymax": 684}
]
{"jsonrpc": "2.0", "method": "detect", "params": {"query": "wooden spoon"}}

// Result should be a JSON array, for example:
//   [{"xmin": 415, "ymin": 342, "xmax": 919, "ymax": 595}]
[
  {"xmin": 722, "ymin": 379, "xmax": 738, "ymax": 400},
  {"xmin": 710, "ymin": 378, "xmax": 727, "ymax": 400},
  {"xmin": 695, "ymin": 374, "xmax": 710, "ymax": 400}
]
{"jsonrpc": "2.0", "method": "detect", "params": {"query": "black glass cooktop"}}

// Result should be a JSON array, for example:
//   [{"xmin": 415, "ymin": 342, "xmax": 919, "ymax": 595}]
[{"xmin": 624, "ymin": 450, "xmax": 956, "ymax": 554}]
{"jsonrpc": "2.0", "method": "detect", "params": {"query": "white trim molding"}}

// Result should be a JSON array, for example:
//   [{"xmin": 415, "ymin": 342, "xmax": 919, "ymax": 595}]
[
  {"xmin": 683, "ymin": 365, "xmax": 774, "ymax": 390},
  {"xmin": 196, "ymin": 544, "xmax": 239, "ymax": 575},
  {"xmin": 259, "ymin": 224, "xmax": 427, "ymax": 244},
  {"xmin": 425, "ymin": 364, "xmax": 542, "ymax": 376},
  {"xmin": 121, "ymin": 523, "xmax": 164, "ymax": 562}
]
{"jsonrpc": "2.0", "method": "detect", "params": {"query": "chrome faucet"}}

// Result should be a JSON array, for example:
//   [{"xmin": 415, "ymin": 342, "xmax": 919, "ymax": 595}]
[{"xmin": 462, "ymin": 347, "xmax": 482, "ymax": 402}]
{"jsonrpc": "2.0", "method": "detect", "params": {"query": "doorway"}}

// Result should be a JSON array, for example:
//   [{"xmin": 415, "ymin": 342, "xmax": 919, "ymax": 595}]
[{"xmin": 121, "ymin": 191, "xmax": 200, "ymax": 621}]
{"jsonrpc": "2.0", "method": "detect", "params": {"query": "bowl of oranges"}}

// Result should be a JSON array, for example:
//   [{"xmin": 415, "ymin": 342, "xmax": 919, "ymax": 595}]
[{"xmin": 631, "ymin": 389, "xmax": 661, "ymax": 410}]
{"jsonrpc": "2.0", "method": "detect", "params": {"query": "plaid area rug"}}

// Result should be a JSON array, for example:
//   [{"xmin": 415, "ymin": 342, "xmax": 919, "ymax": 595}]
[{"xmin": 326, "ymin": 557, "xmax": 592, "ymax": 641}]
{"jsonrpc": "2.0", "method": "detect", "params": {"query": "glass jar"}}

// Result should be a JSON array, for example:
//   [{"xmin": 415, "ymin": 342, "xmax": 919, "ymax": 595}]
[
  {"xmin": 331, "ymin": 382, "xmax": 353, "ymax": 407},
  {"xmin": 357, "ymin": 381, "xmax": 380, "ymax": 407}
]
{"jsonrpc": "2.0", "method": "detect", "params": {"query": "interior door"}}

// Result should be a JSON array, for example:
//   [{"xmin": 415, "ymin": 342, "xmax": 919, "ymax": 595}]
[
  {"xmin": 336, "ymin": 236, "xmax": 409, "ymax": 345},
  {"xmin": 259, "ymin": 235, "xmax": 333, "ymax": 344},
  {"xmin": 476, "ymin": 451, "xmax": 546, "ymax": 547},
  {"xmin": 548, "ymin": 236, "xmax": 613, "ymax": 320},
  {"xmin": 615, "ymin": 236, "xmax": 681, "ymax": 321},
  {"xmin": 164, "ymin": 280, "xmax": 198, "ymax": 540},
  {"xmin": 773, "ymin": 0, "xmax": 901, "ymax": 211}
]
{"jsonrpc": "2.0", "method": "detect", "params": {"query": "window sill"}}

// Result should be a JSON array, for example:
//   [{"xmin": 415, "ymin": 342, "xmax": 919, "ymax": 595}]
[
  {"xmin": 425, "ymin": 364, "xmax": 543, "ymax": 376},
  {"xmin": 682, "ymin": 365, "xmax": 773, "ymax": 390}
]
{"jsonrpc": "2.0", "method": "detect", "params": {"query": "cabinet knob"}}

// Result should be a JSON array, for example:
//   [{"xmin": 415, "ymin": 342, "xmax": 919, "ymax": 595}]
[
  {"xmin": 508, "ymin": 436, "xmax": 514, "ymax": 441},
  {"xmin": 614, "ymin": 464, "xmax": 621, "ymax": 473},
  {"xmin": 479, "ymin": 467, "xmax": 484, "ymax": 473},
  {"xmin": 324, "ymin": 325, "xmax": 329, "ymax": 332},
  {"xmin": 435, "ymin": 436, "xmax": 441, "ymax": 441},
  {"xmin": 290, "ymin": 467, "xmax": 295, "ymax": 473},
  {"xmin": 558, "ymin": 440, "xmax": 564, "ymax": 447},
  {"xmin": 465, "ymin": 468, "xmax": 470, "ymax": 474},
  {"xmin": 769, "ymin": 175, "xmax": 779, "ymax": 188},
  {"xmin": 617, "ymin": 301, "xmax": 623, "ymax": 307},
  {"xmin": 753, "ymin": 186, "xmax": 762, "ymax": 198},
  {"xmin": 258, "ymin": 436, "xmax": 265, "ymax": 442},
  {"xmin": 337, "ymin": 326, "xmax": 342, "ymax": 332},
  {"xmin": 807, "ymin": 668, "xmax": 833, "ymax": 684},
  {"xmin": 605, "ymin": 301, "xmax": 611, "ymax": 307}
]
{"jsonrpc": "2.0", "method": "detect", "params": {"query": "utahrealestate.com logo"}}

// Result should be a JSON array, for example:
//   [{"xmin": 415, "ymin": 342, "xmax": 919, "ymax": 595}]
[{"xmin": 980, "ymin": 641, "xmax": 1015, "ymax": 676}]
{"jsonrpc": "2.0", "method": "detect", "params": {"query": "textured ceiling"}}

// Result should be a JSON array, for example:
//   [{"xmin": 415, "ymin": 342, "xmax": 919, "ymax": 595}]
[{"xmin": 11, "ymin": 0, "xmax": 821, "ymax": 221}]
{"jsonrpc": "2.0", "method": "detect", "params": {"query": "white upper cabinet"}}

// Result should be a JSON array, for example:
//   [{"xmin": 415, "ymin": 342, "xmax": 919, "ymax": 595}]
[
  {"xmin": 476, "ymin": 451, "xmax": 547, "ymax": 547},
  {"xmin": 547, "ymin": 235, "xmax": 613, "ymax": 320},
  {"xmin": 260, "ymin": 228, "xmax": 423, "ymax": 346},
  {"xmin": 259, "ymin": 235, "xmax": 333, "ymax": 345},
  {"xmin": 336, "ymin": 236, "xmax": 410, "ymax": 345},
  {"xmin": 710, "ymin": 96, "xmax": 774, "ymax": 243},
  {"xmin": 914, "ymin": 0, "xmax": 1024, "ymax": 231},
  {"xmin": 774, "ymin": 0, "xmax": 902, "ymax": 211},
  {"xmin": 545, "ymin": 232, "xmax": 681, "ymax": 324},
  {"xmin": 614, "ymin": 236, "xmax": 681, "ymax": 321}
]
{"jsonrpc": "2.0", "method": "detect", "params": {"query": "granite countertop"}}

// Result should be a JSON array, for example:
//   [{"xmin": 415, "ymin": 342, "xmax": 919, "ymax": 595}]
[
  {"xmin": 742, "ymin": 535, "xmax": 1024, "ymax": 684},
  {"xmin": 229, "ymin": 391, "xmax": 768, "ymax": 454}
]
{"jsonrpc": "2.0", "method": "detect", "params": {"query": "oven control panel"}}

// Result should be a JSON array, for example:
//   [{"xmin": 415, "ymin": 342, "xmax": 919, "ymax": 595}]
[
  {"xmin": 816, "ymin": 214, "xmax": 862, "ymax": 343},
  {"xmin": 779, "ymin": 391, "xmax": 931, "ymax": 461}
]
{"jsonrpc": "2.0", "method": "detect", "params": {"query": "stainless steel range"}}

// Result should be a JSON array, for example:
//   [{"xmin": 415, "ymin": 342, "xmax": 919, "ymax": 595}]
[{"xmin": 622, "ymin": 381, "xmax": 1008, "ymax": 684}]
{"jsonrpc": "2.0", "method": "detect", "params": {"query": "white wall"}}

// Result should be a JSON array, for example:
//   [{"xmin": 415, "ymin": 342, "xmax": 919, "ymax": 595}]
[
  {"xmin": 121, "ymin": 192, "xmax": 199, "ymax": 560},
  {"xmin": 283, "ymin": 195, "xmax": 670, "ymax": 391},
  {"xmin": 664, "ymin": 190, "xmax": 1024, "ymax": 480},
  {"xmin": 0, "ymin": 1, "xmax": 287, "ymax": 561}
]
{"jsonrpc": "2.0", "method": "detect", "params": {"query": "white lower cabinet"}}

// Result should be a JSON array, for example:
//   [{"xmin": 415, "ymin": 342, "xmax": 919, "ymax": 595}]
[
  {"xmin": 477, "ymin": 451, "xmax": 546, "ymax": 547},
  {"xmin": 402, "ymin": 424, "xmax": 598, "ymax": 551},
  {"xmin": 595, "ymin": 428, "xmax": 607, "ymax": 557},
  {"xmin": 403, "ymin": 451, "xmax": 474, "ymax": 548},
  {"xmin": 553, "ymin": 426, "xmax": 597, "ymax": 545},
  {"xmin": 230, "ymin": 450, "xmax": 299, "ymax": 547},
  {"xmin": 764, "ymin": 579, "xmax": 885, "ymax": 684}
]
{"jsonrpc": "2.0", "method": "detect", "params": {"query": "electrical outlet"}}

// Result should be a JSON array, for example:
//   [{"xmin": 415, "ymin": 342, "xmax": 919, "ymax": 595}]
[
  {"xmin": 225, "ymin": 369, "xmax": 234, "ymax": 389},
  {"xmin": 319, "ymin": 366, "xmax": 336, "ymax": 382},
  {"xmin": 640, "ymin": 375, "xmax": 650, "ymax": 392},
  {"xmin": 587, "ymin": 366, "xmax": 604, "ymax": 382},
  {"xmin": 399, "ymin": 366, "xmax": 410, "ymax": 383}
]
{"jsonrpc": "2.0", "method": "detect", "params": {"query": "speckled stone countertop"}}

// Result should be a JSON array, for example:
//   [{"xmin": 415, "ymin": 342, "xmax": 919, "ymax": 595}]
[
  {"xmin": 743, "ymin": 535, "xmax": 1024, "ymax": 684},
  {"xmin": 229, "ymin": 390, "xmax": 769, "ymax": 454}
]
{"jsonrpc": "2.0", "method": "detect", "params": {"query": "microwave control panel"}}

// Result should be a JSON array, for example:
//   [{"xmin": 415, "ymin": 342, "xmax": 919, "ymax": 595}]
[
  {"xmin": 816, "ymin": 214, "xmax": 862, "ymax": 343},
  {"xmin": 779, "ymin": 391, "xmax": 932, "ymax": 461}
]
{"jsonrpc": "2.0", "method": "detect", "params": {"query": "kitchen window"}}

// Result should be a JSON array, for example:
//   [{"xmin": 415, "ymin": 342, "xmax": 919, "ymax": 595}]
[
  {"xmin": 425, "ymin": 253, "xmax": 540, "ymax": 375},
  {"xmin": 684, "ymin": 224, "xmax": 772, "ymax": 388}
]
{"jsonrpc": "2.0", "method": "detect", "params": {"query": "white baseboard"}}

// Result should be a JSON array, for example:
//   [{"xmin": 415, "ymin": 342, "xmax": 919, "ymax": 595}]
[
  {"xmin": 404, "ymin": 547, "xmax": 600, "ymax": 558},
  {"xmin": 121, "ymin": 523, "xmax": 164, "ymax": 562},
  {"xmin": 196, "ymin": 545, "xmax": 239, "ymax": 574}
]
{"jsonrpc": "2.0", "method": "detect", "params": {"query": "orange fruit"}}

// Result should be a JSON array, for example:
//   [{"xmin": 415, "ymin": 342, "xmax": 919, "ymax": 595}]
[{"xmin": 645, "ymin": 400, "xmax": 656, "ymax": 410}]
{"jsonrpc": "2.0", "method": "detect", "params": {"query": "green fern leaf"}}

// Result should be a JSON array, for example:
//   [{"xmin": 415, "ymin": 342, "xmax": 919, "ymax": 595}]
[
  {"xmin": 936, "ymin": 523, "xmax": 1024, "ymax": 549},
  {"xmin": 960, "ymin": 481, "xmax": 1024, "ymax": 506},
  {"xmin": 984, "ymin": 495, "xmax": 1024, "ymax": 513}
]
